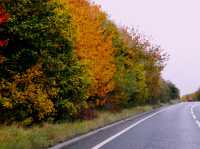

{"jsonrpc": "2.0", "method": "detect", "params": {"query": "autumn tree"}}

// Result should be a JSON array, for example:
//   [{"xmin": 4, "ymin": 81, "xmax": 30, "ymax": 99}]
[
  {"xmin": 184, "ymin": 88, "xmax": 200, "ymax": 101},
  {"xmin": 66, "ymin": 0, "xmax": 116, "ymax": 105},
  {"xmin": 112, "ymin": 27, "xmax": 149, "ymax": 106},
  {"xmin": 0, "ymin": 0, "xmax": 87, "ymax": 123},
  {"xmin": 0, "ymin": 0, "xmax": 175, "ymax": 124}
]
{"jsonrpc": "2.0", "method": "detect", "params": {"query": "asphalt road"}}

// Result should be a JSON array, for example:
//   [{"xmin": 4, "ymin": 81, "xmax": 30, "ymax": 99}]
[{"xmin": 61, "ymin": 102, "xmax": 200, "ymax": 149}]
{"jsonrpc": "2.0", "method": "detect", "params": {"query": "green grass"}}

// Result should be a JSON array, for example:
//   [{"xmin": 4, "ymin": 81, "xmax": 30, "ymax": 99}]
[{"xmin": 0, "ymin": 105, "xmax": 155, "ymax": 149}]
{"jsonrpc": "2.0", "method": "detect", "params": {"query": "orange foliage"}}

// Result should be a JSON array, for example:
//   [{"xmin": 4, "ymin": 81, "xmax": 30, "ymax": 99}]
[{"xmin": 67, "ymin": 0, "xmax": 116, "ymax": 98}]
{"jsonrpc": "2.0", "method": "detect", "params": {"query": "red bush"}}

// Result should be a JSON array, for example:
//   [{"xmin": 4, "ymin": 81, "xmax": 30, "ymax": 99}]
[
  {"xmin": 0, "ymin": 40, "xmax": 8, "ymax": 47},
  {"xmin": 0, "ymin": 5, "xmax": 9, "ymax": 24},
  {"xmin": 0, "ymin": 5, "xmax": 9, "ymax": 47}
]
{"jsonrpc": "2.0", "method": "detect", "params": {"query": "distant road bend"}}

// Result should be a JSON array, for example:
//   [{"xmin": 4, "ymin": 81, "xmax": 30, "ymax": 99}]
[{"xmin": 56, "ymin": 102, "xmax": 200, "ymax": 149}]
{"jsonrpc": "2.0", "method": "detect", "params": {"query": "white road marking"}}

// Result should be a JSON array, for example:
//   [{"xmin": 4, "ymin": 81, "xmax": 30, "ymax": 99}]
[
  {"xmin": 191, "ymin": 105, "xmax": 196, "ymax": 119},
  {"xmin": 192, "ymin": 114, "xmax": 197, "ymax": 120},
  {"xmin": 191, "ymin": 106, "xmax": 197, "ymax": 120},
  {"xmin": 91, "ymin": 108, "xmax": 169, "ymax": 149},
  {"xmin": 196, "ymin": 120, "xmax": 200, "ymax": 128},
  {"xmin": 190, "ymin": 104, "xmax": 200, "ymax": 128}
]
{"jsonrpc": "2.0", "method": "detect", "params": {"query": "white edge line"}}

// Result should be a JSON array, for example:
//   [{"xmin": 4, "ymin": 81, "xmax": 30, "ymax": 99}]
[
  {"xmin": 48, "ymin": 108, "xmax": 159, "ymax": 149},
  {"xmin": 91, "ymin": 108, "xmax": 168, "ymax": 149},
  {"xmin": 49, "ymin": 103, "xmax": 181, "ymax": 149}
]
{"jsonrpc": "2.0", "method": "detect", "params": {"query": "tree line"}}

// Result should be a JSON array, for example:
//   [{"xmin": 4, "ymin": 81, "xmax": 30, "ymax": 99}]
[
  {"xmin": 0, "ymin": 0, "xmax": 180, "ymax": 125},
  {"xmin": 182, "ymin": 88, "xmax": 200, "ymax": 101}
]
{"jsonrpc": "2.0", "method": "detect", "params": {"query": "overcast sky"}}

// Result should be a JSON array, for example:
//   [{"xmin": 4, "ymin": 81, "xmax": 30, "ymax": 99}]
[{"xmin": 92, "ymin": 0, "xmax": 200, "ymax": 95}]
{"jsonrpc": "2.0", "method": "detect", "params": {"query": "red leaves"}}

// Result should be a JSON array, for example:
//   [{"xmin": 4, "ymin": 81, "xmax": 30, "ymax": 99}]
[
  {"xmin": 0, "ymin": 5, "xmax": 9, "ymax": 25},
  {"xmin": 0, "ymin": 40, "xmax": 8, "ymax": 47},
  {"xmin": 0, "ymin": 14, "xmax": 9, "ymax": 24},
  {"xmin": 0, "ymin": 5, "xmax": 9, "ymax": 47}
]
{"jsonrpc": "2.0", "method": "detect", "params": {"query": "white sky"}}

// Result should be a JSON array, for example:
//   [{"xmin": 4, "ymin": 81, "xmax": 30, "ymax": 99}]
[{"xmin": 92, "ymin": 0, "xmax": 200, "ymax": 95}]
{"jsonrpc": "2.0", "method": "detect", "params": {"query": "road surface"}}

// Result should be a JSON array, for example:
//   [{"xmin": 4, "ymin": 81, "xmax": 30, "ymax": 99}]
[{"xmin": 61, "ymin": 102, "xmax": 200, "ymax": 149}]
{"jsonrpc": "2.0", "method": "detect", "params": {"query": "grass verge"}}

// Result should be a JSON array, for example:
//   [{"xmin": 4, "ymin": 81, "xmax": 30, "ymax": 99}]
[{"xmin": 0, "ymin": 104, "xmax": 167, "ymax": 149}]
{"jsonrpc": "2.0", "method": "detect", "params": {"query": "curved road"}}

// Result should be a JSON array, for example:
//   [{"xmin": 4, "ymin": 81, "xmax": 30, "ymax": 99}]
[{"xmin": 60, "ymin": 102, "xmax": 200, "ymax": 149}]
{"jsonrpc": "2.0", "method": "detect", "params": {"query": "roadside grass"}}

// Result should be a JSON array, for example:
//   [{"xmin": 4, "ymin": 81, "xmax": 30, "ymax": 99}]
[{"xmin": 0, "ymin": 105, "xmax": 161, "ymax": 149}]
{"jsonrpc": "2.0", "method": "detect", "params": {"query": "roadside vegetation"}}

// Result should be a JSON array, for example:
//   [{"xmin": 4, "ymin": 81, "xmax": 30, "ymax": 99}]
[
  {"xmin": 0, "ymin": 0, "xmax": 180, "ymax": 148},
  {"xmin": 0, "ymin": 105, "xmax": 170, "ymax": 149},
  {"xmin": 182, "ymin": 88, "xmax": 200, "ymax": 101}
]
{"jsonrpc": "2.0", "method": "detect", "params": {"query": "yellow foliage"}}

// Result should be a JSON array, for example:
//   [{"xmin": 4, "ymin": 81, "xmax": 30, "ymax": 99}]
[
  {"xmin": 5, "ymin": 64, "xmax": 55, "ymax": 120},
  {"xmin": 2, "ymin": 101, "xmax": 12, "ymax": 109}
]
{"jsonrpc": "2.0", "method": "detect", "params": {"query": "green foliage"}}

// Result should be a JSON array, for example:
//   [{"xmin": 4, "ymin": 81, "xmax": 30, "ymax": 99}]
[
  {"xmin": 112, "ymin": 29, "xmax": 148, "ymax": 107},
  {"xmin": 0, "ymin": 0, "xmax": 88, "ymax": 123},
  {"xmin": 158, "ymin": 80, "xmax": 180, "ymax": 103},
  {"xmin": 166, "ymin": 81, "xmax": 180, "ymax": 99},
  {"xmin": 158, "ymin": 79, "xmax": 171, "ymax": 103}
]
